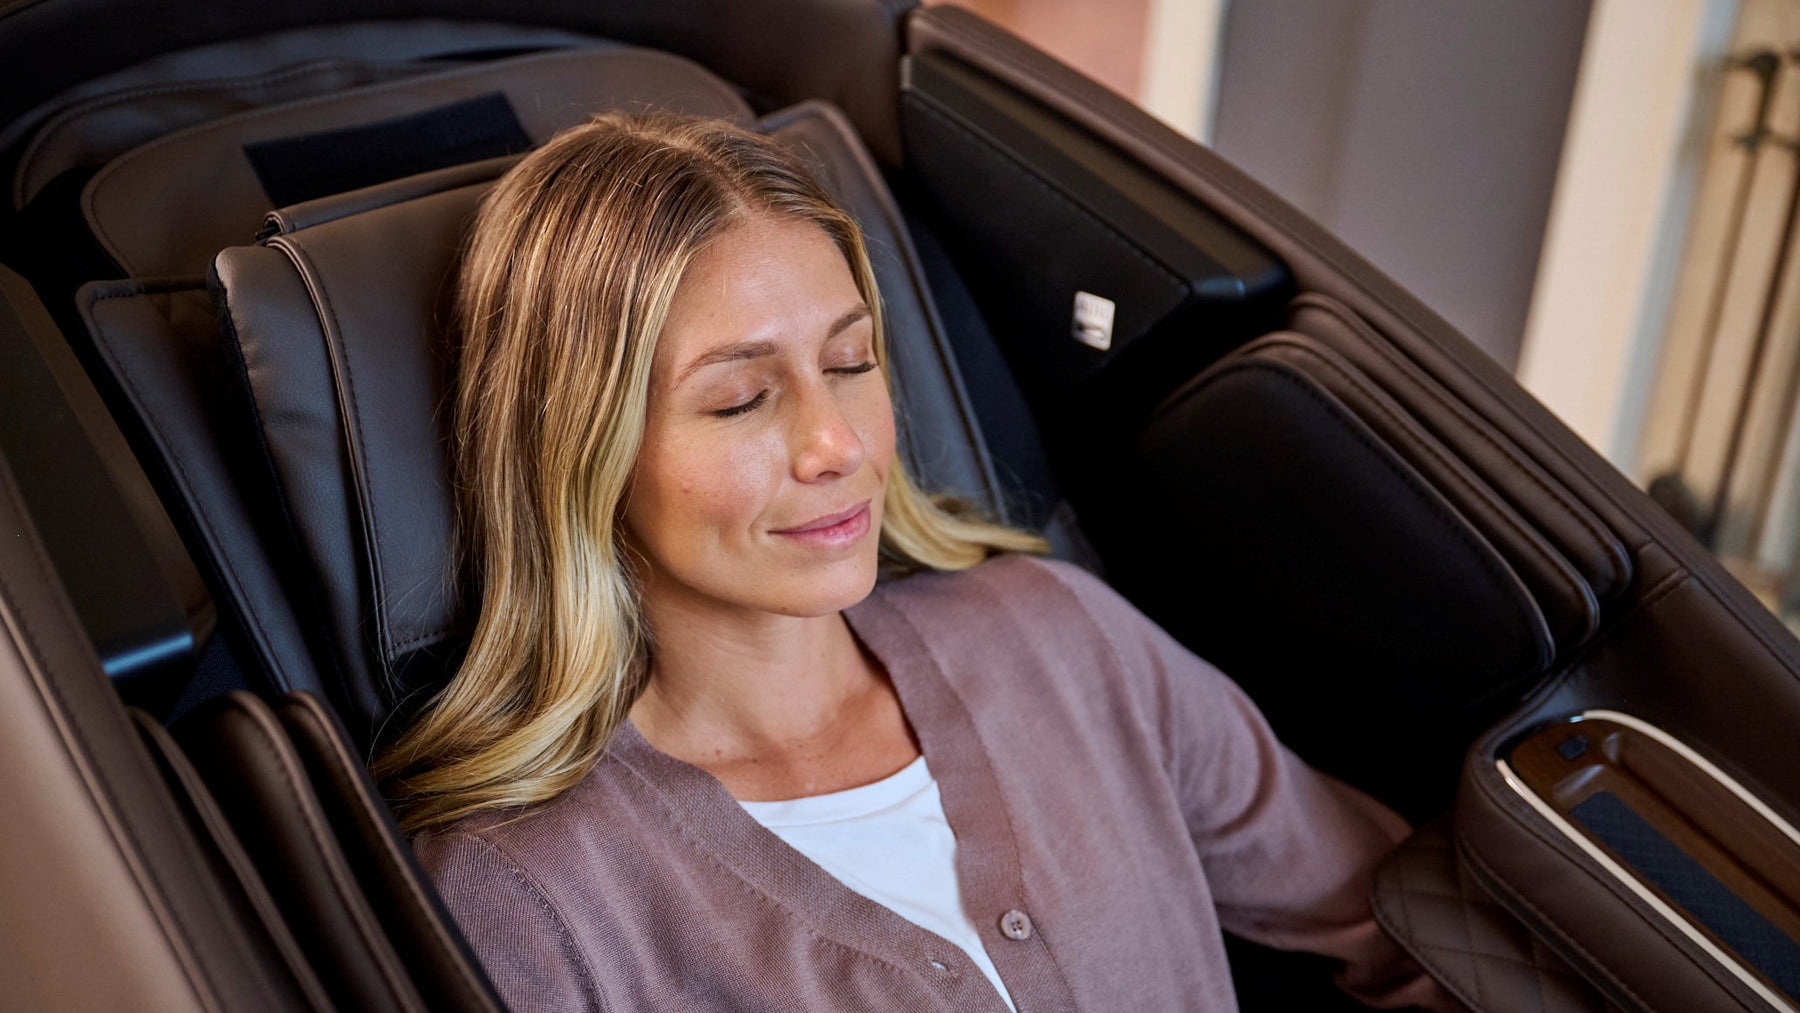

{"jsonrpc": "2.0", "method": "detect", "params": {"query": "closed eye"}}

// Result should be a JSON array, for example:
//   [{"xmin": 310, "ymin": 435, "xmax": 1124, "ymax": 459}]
[
  {"xmin": 711, "ymin": 390, "xmax": 769, "ymax": 417},
  {"xmin": 828, "ymin": 361, "xmax": 878, "ymax": 375}
]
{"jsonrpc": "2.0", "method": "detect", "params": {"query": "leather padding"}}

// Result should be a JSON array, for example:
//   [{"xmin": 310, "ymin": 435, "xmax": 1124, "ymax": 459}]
[
  {"xmin": 130, "ymin": 708, "xmax": 335, "ymax": 1012},
  {"xmin": 214, "ymin": 244, "xmax": 373, "ymax": 722},
  {"xmin": 906, "ymin": 4, "xmax": 1648, "ymax": 569},
  {"xmin": 1456, "ymin": 566, "xmax": 1800, "ymax": 1013},
  {"xmin": 79, "ymin": 277, "xmax": 327, "ymax": 701},
  {"xmin": 1107, "ymin": 339, "xmax": 1553, "ymax": 817},
  {"xmin": 173, "ymin": 690, "xmax": 427, "ymax": 1013},
  {"xmin": 1242, "ymin": 332, "xmax": 1599, "ymax": 656},
  {"xmin": 275, "ymin": 692, "xmax": 502, "ymax": 1013},
  {"xmin": 82, "ymin": 46, "xmax": 752, "ymax": 278},
  {"xmin": 1371, "ymin": 817, "xmax": 1617, "ymax": 1012},
  {"xmin": 1286, "ymin": 291, "xmax": 1631, "ymax": 605}
]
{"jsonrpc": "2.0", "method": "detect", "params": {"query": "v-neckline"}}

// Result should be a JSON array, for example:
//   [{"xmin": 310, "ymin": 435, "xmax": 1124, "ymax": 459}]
[{"xmin": 601, "ymin": 579, "xmax": 1028, "ymax": 1000}]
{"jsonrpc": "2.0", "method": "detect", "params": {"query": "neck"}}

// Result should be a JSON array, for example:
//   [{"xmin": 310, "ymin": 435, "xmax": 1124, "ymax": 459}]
[{"xmin": 628, "ymin": 581, "xmax": 879, "ymax": 766}]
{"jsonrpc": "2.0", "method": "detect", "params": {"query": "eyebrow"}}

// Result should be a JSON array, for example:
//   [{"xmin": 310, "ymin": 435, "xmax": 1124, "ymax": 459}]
[{"xmin": 673, "ymin": 304, "xmax": 872, "ymax": 387}]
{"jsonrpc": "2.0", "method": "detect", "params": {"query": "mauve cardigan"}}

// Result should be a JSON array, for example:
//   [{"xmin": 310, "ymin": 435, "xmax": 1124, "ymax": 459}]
[{"xmin": 415, "ymin": 554, "xmax": 1455, "ymax": 1012}]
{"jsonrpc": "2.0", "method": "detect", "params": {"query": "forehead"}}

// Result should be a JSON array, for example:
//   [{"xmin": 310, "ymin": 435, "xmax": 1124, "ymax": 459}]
[{"xmin": 654, "ymin": 215, "xmax": 863, "ymax": 367}]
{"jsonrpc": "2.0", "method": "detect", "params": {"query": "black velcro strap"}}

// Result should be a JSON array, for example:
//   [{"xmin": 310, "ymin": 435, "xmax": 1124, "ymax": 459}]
[
  {"xmin": 1571, "ymin": 791, "xmax": 1800, "ymax": 999},
  {"xmin": 244, "ymin": 92, "xmax": 531, "ymax": 207}
]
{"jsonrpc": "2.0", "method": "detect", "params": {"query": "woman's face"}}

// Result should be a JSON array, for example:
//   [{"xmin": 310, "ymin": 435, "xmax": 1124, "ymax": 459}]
[{"xmin": 625, "ymin": 214, "xmax": 895, "ymax": 621}]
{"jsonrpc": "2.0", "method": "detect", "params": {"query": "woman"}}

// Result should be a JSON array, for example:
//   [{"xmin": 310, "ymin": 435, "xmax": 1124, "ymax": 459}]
[{"xmin": 381, "ymin": 112, "xmax": 1456, "ymax": 1012}]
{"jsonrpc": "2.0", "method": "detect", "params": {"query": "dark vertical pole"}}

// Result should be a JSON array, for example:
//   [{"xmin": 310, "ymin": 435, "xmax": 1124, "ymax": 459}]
[
  {"xmin": 1650, "ymin": 50, "xmax": 1782, "ymax": 538},
  {"xmin": 1705, "ymin": 120, "xmax": 1800, "ymax": 547}
]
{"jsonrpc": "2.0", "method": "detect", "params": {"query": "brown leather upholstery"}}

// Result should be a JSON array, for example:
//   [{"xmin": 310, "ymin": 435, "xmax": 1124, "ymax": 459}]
[
  {"xmin": 174, "ymin": 690, "xmax": 429, "ymax": 1013},
  {"xmin": 904, "ymin": 4, "xmax": 1650, "ymax": 565},
  {"xmin": 276, "ymin": 692, "xmax": 503, "ymax": 1013},
  {"xmin": 79, "ymin": 277, "xmax": 327, "ymax": 698},
  {"xmin": 83, "ymin": 45, "xmax": 752, "ymax": 279},
  {"xmin": 131, "ymin": 708, "xmax": 335, "ymax": 1012},
  {"xmin": 1243, "ymin": 331, "xmax": 1597, "ymax": 656},
  {"xmin": 1455, "ymin": 566, "xmax": 1800, "ymax": 1013},
  {"xmin": 1372, "ymin": 818, "xmax": 1617, "ymax": 1013},
  {"xmin": 901, "ymin": 11, "xmax": 1800, "ymax": 1008},
  {"xmin": 0, "ymin": 448, "xmax": 303, "ymax": 1012},
  {"xmin": 0, "ymin": 0, "xmax": 915, "ymax": 174}
]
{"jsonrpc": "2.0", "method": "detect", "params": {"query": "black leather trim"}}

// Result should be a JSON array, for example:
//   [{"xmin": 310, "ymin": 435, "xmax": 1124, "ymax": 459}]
[
  {"xmin": 211, "ymin": 252, "xmax": 372, "ymax": 730},
  {"xmin": 1241, "ymin": 332, "xmax": 1599, "ymax": 656},
  {"xmin": 78, "ymin": 277, "xmax": 325, "ymax": 701},
  {"xmin": 276, "ymin": 692, "xmax": 503, "ymax": 1013},
  {"xmin": 1287, "ymin": 291, "xmax": 1631, "ymax": 604},
  {"xmin": 173, "ymin": 690, "xmax": 428, "ymax": 1013},
  {"xmin": 1100, "ymin": 343, "xmax": 1552, "ymax": 818}
]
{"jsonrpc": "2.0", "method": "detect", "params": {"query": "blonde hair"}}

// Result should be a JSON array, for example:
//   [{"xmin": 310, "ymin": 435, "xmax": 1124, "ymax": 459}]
[{"xmin": 374, "ymin": 113, "xmax": 1046, "ymax": 835}]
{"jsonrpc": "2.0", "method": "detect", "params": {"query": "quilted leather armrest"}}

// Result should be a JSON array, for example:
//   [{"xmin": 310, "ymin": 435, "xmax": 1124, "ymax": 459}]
[{"xmin": 1372, "ymin": 817, "xmax": 1621, "ymax": 1013}]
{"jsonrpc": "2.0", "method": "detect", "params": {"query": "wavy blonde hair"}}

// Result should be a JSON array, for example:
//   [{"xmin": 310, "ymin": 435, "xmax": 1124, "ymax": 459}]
[{"xmin": 374, "ymin": 112, "xmax": 1046, "ymax": 835}]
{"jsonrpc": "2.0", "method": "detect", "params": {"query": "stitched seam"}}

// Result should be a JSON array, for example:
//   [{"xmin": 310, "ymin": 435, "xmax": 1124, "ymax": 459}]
[
  {"xmin": 0, "ymin": 504, "xmax": 222, "ymax": 1010},
  {"xmin": 84, "ymin": 48, "xmax": 746, "ymax": 267},
  {"xmin": 83, "ymin": 282, "xmax": 294, "ymax": 692},
  {"xmin": 1458, "ymin": 803, "xmax": 1671, "ymax": 1011},
  {"xmin": 1370, "ymin": 854, "xmax": 1484, "ymax": 1012},
  {"xmin": 1407, "ymin": 942, "xmax": 1598, "ymax": 978},
  {"xmin": 391, "ymin": 627, "xmax": 460, "ymax": 654},
  {"xmin": 17, "ymin": 58, "xmax": 372, "ymax": 205},
  {"xmin": 211, "ymin": 262, "xmax": 359, "ymax": 711},
  {"xmin": 268, "ymin": 237, "xmax": 396, "ymax": 669},
  {"xmin": 291, "ymin": 701, "xmax": 494, "ymax": 1004},
  {"xmin": 444, "ymin": 832, "xmax": 612, "ymax": 1012},
  {"xmin": 1265, "ymin": 336, "xmax": 1594, "ymax": 630},
  {"xmin": 1457, "ymin": 873, "xmax": 1490, "ymax": 1009},
  {"xmin": 1171, "ymin": 359, "xmax": 1553, "ymax": 664},
  {"xmin": 239, "ymin": 697, "xmax": 418, "ymax": 1006},
  {"xmin": 1536, "ymin": 567, "xmax": 1689, "ymax": 680},
  {"xmin": 904, "ymin": 91, "xmax": 1184, "ymax": 291},
  {"xmin": 927, "ymin": 16, "xmax": 1676, "ymax": 586},
  {"xmin": 605, "ymin": 756, "xmax": 929, "ymax": 982},
  {"xmin": 1289, "ymin": 292, "xmax": 1627, "ymax": 594}
]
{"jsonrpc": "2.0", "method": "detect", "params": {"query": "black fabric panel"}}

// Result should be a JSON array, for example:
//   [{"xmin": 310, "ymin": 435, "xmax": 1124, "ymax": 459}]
[
  {"xmin": 894, "ymin": 188, "xmax": 1062, "ymax": 530},
  {"xmin": 1571, "ymin": 791, "xmax": 1800, "ymax": 999},
  {"xmin": 1091, "ymin": 355, "xmax": 1552, "ymax": 820},
  {"xmin": 244, "ymin": 92, "xmax": 530, "ymax": 207}
]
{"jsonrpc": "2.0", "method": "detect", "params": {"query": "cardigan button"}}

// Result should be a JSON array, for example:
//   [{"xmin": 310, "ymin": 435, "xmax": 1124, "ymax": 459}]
[{"xmin": 999, "ymin": 909, "xmax": 1033, "ymax": 941}]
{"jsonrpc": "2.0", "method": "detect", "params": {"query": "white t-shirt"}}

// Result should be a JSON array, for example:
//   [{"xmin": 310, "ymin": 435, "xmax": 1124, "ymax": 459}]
[{"xmin": 737, "ymin": 756, "xmax": 1017, "ymax": 1012}]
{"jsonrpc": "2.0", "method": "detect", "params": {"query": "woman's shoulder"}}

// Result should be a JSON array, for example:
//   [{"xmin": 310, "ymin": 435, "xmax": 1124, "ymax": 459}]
[
  {"xmin": 410, "ymin": 752, "xmax": 644, "ymax": 887},
  {"xmin": 868, "ymin": 551, "xmax": 1133, "ymax": 634}
]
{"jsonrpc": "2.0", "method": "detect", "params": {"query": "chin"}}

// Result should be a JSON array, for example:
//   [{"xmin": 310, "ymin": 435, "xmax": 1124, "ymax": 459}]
[{"xmin": 761, "ymin": 554, "xmax": 881, "ymax": 618}]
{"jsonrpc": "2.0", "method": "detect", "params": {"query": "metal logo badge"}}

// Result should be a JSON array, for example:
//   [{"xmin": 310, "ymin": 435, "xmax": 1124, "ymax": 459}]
[{"xmin": 1072, "ymin": 290, "xmax": 1115, "ymax": 351}]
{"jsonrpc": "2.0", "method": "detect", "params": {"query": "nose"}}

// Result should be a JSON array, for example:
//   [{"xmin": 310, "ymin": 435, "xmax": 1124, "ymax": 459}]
[{"xmin": 788, "ymin": 384, "xmax": 866, "ymax": 483}]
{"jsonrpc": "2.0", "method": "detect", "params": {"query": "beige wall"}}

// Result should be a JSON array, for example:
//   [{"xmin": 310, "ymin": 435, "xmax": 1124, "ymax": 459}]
[{"xmin": 1210, "ymin": 0, "xmax": 1593, "ymax": 370}]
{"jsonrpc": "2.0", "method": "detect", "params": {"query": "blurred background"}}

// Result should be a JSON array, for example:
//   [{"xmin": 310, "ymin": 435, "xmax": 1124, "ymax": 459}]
[{"xmin": 933, "ymin": 0, "xmax": 1800, "ymax": 628}]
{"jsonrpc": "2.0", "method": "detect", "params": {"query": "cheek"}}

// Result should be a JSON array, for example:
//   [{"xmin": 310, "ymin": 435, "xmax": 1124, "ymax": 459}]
[{"xmin": 631, "ymin": 425, "xmax": 785, "ymax": 549}]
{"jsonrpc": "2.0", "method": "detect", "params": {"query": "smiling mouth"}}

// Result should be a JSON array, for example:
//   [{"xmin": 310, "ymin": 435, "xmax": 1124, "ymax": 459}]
[{"xmin": 772, "ymin": 499, "xmax": 872, "ymax": 535}]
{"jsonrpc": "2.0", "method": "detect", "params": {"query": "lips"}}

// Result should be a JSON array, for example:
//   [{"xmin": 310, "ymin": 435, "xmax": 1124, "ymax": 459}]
[{"xmin": 772, "ymin": 499, "xmax": 872, "ymax": 534}]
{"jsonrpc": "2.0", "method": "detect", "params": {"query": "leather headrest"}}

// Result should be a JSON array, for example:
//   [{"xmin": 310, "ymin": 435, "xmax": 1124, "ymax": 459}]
[
  {"xmin": 87, "ymin": 46, "xmax": 752, "ymax": 279},
  {"xmin": 214, "ymin": 103, "xmax": 1007, "ymax": 740}
]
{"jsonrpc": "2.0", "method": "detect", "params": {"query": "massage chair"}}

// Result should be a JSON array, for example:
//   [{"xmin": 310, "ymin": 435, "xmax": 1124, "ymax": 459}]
[{"xmin": 0, "ymin": 1, "xmax": 1794, "ymax": 1010}]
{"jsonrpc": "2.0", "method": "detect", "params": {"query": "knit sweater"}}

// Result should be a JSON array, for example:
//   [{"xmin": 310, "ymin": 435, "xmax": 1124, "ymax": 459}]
[{"xmin": 415, "ymin": 554, "xmax": 1453, "ymax": 1011}]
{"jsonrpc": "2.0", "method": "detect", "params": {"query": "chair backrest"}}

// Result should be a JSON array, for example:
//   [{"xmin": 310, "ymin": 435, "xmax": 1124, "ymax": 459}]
[{"xmin": 210, "ymin": 98, "xmax": 1034, "ymax": 744}]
